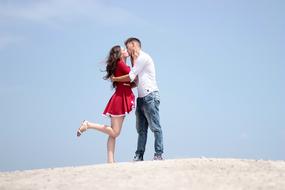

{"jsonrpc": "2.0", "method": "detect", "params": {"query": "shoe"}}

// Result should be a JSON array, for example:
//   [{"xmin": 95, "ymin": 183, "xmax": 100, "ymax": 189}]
[
  {"xmin": 153, "ymin": 154, "xmax": 164, "ymax": 161},
  {"xmin": 133, "ymin": 154, "xmax": 144, "ymax": 161},
  {"xmin": 77, "ymin": 120, "xmax": 88, "ymax": 137}
]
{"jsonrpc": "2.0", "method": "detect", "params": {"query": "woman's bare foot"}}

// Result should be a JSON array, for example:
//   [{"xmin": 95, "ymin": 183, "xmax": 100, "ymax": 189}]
[{"xmin": 77, "ymin": 120, "xmax": 88, "ymax": 137}]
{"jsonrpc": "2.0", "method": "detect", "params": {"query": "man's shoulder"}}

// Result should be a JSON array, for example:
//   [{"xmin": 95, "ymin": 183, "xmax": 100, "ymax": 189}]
[
  {"xmin": 140, "ymin": 50, "xmax": 153, "ymax": 63},
  {"xmin": 140, "ymin": 50, "xmax": 151, "ymax": 58}
]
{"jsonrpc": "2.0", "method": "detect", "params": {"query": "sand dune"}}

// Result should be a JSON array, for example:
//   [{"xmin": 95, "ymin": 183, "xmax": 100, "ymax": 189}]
[{"xmin": 1, "ymin": 158, "xmax": 285, "ymax": 190}]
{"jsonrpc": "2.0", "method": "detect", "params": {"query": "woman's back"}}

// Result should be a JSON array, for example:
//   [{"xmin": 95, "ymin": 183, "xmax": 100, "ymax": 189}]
[{"xmin": 114, "ymin": 60, "xmax": 131, "ymax": 89}]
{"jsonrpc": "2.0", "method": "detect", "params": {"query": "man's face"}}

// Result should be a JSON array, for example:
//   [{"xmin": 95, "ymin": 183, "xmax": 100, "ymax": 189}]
[{"xmin": 126, "ymin": 42, "xmax": 135, "ymax": 56}]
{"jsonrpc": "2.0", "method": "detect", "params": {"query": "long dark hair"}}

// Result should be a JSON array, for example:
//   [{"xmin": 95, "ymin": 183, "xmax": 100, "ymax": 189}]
[{"xmin": 104, "ymin": 45, "xmax": 121, "ymax": 87}]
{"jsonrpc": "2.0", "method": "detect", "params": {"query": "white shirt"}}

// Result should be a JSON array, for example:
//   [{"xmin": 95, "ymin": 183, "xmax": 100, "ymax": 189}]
[{"xmin": 129, "ymin": 50, "xmax": 159, "ymax": 98}]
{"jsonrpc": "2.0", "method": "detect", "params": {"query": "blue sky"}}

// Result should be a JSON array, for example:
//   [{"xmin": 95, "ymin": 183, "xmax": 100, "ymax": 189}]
[{"xmin": 0, "ymin": 0, "xmax": 284, "ymax": 171}]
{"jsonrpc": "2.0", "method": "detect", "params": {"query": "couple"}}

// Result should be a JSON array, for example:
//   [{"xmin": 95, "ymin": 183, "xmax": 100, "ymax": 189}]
[{"xmin": 76, "ymin": 37, "xmax": 164, "ymax": 163}]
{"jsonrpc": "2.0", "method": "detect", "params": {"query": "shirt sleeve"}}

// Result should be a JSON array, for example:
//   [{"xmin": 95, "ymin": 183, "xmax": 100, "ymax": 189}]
[{"xmin": 129, "ymin": 57, "xmax": 148, "ymax": 82}]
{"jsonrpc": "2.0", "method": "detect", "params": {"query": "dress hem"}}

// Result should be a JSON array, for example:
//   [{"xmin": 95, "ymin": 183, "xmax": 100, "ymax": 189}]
[{"xmin": 102, "ymin": 112, "xmax": 131, "ymax": 118}]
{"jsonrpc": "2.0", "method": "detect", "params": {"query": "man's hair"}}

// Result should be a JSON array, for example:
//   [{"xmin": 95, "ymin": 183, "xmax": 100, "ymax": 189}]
[{"xmin": 124, "ymin": 37, "xmax": 141, "ymax": 47}]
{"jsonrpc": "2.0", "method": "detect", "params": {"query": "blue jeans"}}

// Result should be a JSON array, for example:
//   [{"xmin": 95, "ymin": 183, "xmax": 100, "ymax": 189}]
[{"xmin": 135, "ymin": 91, "xmax": 164, "ymax": 156}]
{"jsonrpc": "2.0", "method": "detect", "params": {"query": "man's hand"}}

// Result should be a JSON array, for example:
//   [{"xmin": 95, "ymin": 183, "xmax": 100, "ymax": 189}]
[
  {"xmin": 130, "ymin": 82, "xmax": 137, "ymax": 88},
  {"xmin": 131, "ymin": 50, "xmax": 139, "ymax": 60},
  {"xmin": 111, "ymin": 75, "xmax": 116, "ymax": 82}
]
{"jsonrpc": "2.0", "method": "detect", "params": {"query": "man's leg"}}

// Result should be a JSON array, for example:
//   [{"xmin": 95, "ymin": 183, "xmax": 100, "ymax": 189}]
[
  {"xmin": 142, "ymin": 92, "xmax": 164, "ymax": 159},
  {"xmin": 134, "ymin": 98, "xmax": 148, "ymax": 161}
]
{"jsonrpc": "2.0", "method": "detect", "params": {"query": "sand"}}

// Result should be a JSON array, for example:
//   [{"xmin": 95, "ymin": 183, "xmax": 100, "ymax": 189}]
[{"xmin": 1, "ymin": 158, "xmax": 285, "ymax": 190}]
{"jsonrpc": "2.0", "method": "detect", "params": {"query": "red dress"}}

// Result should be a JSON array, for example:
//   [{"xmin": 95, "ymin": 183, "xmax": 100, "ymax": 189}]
[{"xmin": 103, "ymin": 60, "xmax": 135, "ymax": 117}]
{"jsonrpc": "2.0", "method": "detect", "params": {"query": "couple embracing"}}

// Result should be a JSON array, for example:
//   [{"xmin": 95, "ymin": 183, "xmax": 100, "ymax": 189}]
[{"xmin": 77, "ymin": 37, "xmax": 164, "ymax": 163}]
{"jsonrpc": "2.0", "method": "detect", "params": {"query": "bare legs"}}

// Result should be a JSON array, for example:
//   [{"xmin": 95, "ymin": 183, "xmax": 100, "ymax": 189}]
[
  {"xmin": 107, "ymin": 136, "xmax": 116, "ymax": 163},
  {"xmin": 78, "ymin": 116, "xmax": 125, "ymax": 163},
  {"xmin": 106, "ymin": 117, "xmax": 125, "ymax": 163}
]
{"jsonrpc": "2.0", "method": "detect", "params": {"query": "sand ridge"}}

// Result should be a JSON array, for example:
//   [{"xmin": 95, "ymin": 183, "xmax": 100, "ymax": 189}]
[{"xmin": 1, "ymin": 158, "xmax": 285, "ymax": 190}]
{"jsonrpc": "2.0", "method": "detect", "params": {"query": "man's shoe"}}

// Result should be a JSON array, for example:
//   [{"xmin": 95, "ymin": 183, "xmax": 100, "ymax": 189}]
[
  {"xmin": 153, "ymin": 154, "xmax": 164, "ymax": 161},
  {"xmin": 133, "ymin": 154, "xmax": 143, "ymax": 161}
]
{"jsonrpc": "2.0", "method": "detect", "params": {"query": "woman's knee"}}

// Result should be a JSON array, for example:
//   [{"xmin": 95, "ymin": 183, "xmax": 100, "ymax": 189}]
[
  {"xmin": 113, "ymin": 131, "xmax": 120, "ymax": 138},
  {"xmin": 111, "ymin": 129, "xmax": 121, "ymax": 138}
]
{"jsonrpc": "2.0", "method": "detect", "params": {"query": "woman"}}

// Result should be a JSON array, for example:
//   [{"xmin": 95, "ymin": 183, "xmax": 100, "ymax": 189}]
[{"xmin": 76, "ymin": 45, "xmax": 135, "ymax": 163}]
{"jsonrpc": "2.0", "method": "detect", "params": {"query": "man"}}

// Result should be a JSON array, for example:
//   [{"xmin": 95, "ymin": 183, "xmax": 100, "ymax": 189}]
[{"xmin": 112, "ymin": 37, "xmax": 164, "ymax": 161}]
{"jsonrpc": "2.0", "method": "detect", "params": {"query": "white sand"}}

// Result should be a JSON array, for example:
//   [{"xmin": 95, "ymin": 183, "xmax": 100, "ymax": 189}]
[{"xmin": 1, "ymin": 158, "xmax": 285, "ymax": 190}]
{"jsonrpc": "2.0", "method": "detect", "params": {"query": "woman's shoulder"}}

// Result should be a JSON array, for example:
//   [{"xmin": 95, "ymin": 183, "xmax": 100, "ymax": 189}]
[
  {"xmin": 117, "ymin": 59, "xmax": 125, "ymax": 66},
  {"xmin": 117, "ymin": 59, "xmax": 125, "ymax": 64},
  {"xmin": 116, "ymin": 59, "xmax": 130, "ymax": 74},
  {"xmin": 117, "ymin": 60, "xmax": 129, "ymax": 67}
]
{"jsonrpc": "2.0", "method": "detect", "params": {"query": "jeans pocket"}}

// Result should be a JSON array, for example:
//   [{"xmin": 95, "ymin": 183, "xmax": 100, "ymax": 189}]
[
  {"xmin": 143, "ymin": 93, "xmax": 154, "ymax": 104},
  {"xmin": 155, "ymin": 98, "xmax": 160, "ymax": 105},
  {"xmin": 154, "ymin": 92, "xmax": 160, "ymax": 103}
]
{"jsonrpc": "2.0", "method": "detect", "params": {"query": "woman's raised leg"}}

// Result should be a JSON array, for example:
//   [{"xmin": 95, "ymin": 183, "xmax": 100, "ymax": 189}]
[
  {"xmin": 77, "ymin": 116, "xmax": 125, "ymax": 163},
  {"xmin": 79, "ymin": 116, "xmax": 124, "ymax": 138}
]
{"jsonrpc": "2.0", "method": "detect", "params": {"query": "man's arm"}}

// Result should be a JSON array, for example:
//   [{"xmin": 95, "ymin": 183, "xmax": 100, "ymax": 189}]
[
  {"xmin": 112, "ymin": 52, "xmax": 146, "ymax": 83},
  {"xmin": 111, "ymin": 74, "xmax": 131, "ymax": 82},
  {"xmin": 130, "ymin": 82, "xmax": 137, "ymax": 88},
  {"xmin": 128, "ymin": 56, "xmax": 147, "ymax": 82},
  {"xmin": 130, "ymin": 76, "xmax": 138, "ymax": 88}
]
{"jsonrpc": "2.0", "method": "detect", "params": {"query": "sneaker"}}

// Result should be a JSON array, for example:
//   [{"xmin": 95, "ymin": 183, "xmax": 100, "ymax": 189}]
[
  {"xmin": 153, "ymin": 154, "xmax": 164, "ymax": 161},
  {"xmin": 133, "ymin": 154, "xmax": 144, "ymax": 161}
]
